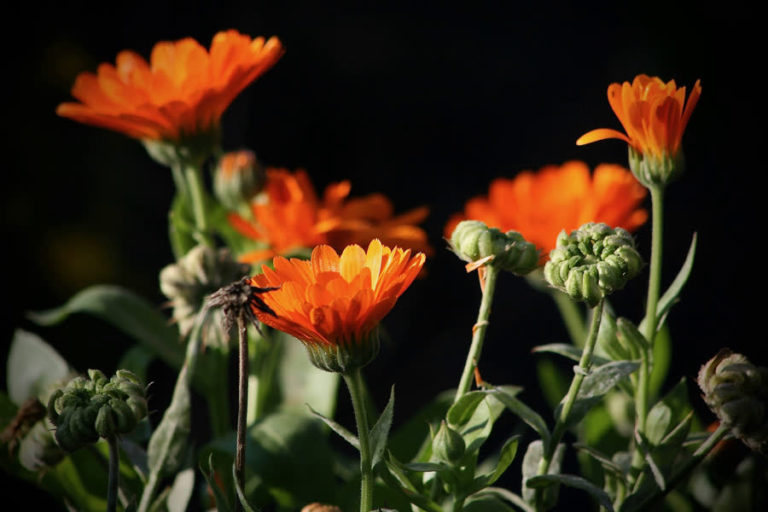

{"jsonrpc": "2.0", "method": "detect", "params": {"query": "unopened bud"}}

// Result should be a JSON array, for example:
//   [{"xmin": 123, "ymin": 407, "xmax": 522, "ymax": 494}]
[
  {"xmin": 698, "ymin": 349, "xmax": 768, "ymax": 455},
  {"xmin": 304, "ymin": 327, "xmax": 381, "ymax": 374},
  {"xmin": 544, "ymin": 223, "xmax": 643, "ymax": 307},
  {"xmin": 450, "ymin": 220, "xmax": 539, "ymax": 275},
  {"xmin": 432, "ymin": 420, "xmax": 465, "ymax": 464},
  {"xmin": 214, "ymin": 150, "xmax": 265, "ymax": 212}
]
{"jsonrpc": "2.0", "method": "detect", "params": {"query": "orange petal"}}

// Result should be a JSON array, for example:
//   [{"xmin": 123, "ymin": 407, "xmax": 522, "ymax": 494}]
[{"xmin": 576, "ymin": 128, "xmax": 631, "ymax": 146}]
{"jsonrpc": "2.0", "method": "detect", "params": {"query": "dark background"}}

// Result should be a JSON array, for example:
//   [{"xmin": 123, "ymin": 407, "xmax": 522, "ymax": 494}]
[{"xmin": 2, "ymin": 1, "xmax": 766, "ymax": 509}]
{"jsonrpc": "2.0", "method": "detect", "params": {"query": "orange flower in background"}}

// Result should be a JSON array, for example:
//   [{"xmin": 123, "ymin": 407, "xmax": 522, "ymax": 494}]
[
  {"xmin": 444, "ymin": 161, "xmax": 647, "ymax": 262},
  {"xmin": 250, "ymin": 240, "xmax": 425, "ymax": 372},
  {"xmin": 229, "ymin": 169, "xmax": 431, "ymax": 263},
  {"xmin": 577, "ymin": 74, "xmax": 701, "ymax": 161},
  {"xmin": 57, "ymin": 30, "xmax": 284, "ymax": 141}
]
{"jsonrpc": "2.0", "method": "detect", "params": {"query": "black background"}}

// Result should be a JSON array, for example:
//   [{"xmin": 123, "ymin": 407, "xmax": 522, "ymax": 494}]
[{"xmin": 2, "ymin": 1, "xmax": 766, "ymax": 509}]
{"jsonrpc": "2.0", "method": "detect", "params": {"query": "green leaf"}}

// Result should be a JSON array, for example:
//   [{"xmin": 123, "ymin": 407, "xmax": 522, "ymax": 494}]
[
  {"xmin": 472, "ymin": 488, "xmax": 534, "ymax": 512},
  {"xmin": 168, "ymin": 193, "xmax": 196, "ymax": 261},
  {"xmin": 521, "ymin": 440, "xmax": 564, "ymax": 507},
  {"xmin": 27, "ymin": 285, "xmax": 183, "ymax": 369},
  {"xmin": 475, "ymin": 436, "xmax": 520, "ymax": 488},
  {"xmin": 464, "ymin": 495, "xmax": 516, "ymax": 512},
  {"xmin": 166, "ymin": 467, "xmax": 195, "ymax": 512},
  {"xmin": 7, "ymin": 329, "xmax": 71, "ymax": 405},
  {"xmin": 640, "ymin": 233, "xmax": 697, "ymax": 332},
  {"xmin": 492, "ymin": 388, "xmax": 550, "ymax": 446},
  {"xmin": 615, "ymin": 318, "xmax": 648, "ymax": 359},
  {"xmin": 648, "ymin": 324, "xmax": 671, "ymax": 399},
  {"xmin": 527, "ymin": 474, "xmax": 614, "ymax": 512},
  {"xmin": 596, "ymin": 306, "xmax": 630, "ymax": 362},
  {"xmin": 370, "ymin": 385, "xmax": 395, "ymax": 467},
  {"xmin": 646, "ymin": 378, "xmax": 691, "ymax": 446},
  {"xmin": 379, "ymin": 457, "xmax": 443, "ymax": 512},
  {"xmin": 578, "ymin": 361, "xmax": 640, "ymax": 400},
  {"xmin": 532, "ymin": 343, "xmax": 610, "ymax": 366},
  {"xmin": 277, "ymin": 331, "xmax": 339, "ymax": 418},
  {"xmin": 306, "ymin": 403, "xmax": 360, "ymax": 450},
  {"xmin": 447, "ymin": 390, "xmax": 490, "ymax": 427},
  {"xmin": 573, "ymin": 443, "xmax": 624, "ymax": 478},
  {"xmin": 199, "ymin": 454, "xmax": 232, "ymax": 512},
  {"xmin": 536, "ymin": 359, "xmax": 570, "ymax": 409},
  {"xmin": 232, "ymin": 463, "xmax": 259, "ymax": 512},
  {"xmin": 118, "ymin": 346, "xmax": 155, "ymax": 386},
  {"xmin": 402, "ymin": 461, "xmax": 451, "ymax": 472},
  {"xmin": 461, "ymin": 391, "xmax": 507, "ymax": 454}
]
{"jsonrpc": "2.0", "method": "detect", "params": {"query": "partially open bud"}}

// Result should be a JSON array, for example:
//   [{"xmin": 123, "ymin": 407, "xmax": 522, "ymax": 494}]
[
  {"xmin": 432, "ymin": 420, "xmax": 466, "ymax": 464},
  {"xmin": 213, "ymin": 149, "xmax": 265, "ymax": 212},
  {"xmin": 449, "ymin": 220, "xmax": 539, "ymax": 275},
  {"xmin": 48, "ymin": 369, "xmax": 148, "ymax": 450},
  {"xmin": 698, "ymin": 349, "xmax": 768, "ymax": 455},
  {"xmin": 628, "ymin": 146, "xmax": 684, "ymax": 188},
  {"xmin": 544, "ymin": 223, "xmax": 643, "ymax": 307},
  {"xmin": 160, "ymin": 244, "xmax": 251, "ymax": 339}
]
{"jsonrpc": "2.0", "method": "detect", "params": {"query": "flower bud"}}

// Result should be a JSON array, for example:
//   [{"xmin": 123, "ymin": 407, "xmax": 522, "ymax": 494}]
[
  {"xmin": 213, "ymin": 150, "xmax": 265, "ymax": 212},
  {"xmin": 48, "ymin": 369, "xmax": 148, "ymax": 450},
  {"xmin": 160, "ymin": 244, "xmax": 251, "ymax": 338},
  {"xmin": 432, "ymin": 420, "xmax": 465, "ymax": 464},
  {"xmin": 304, "ymin": 328, "xmax": 381, "ymax": 374},
  {"xmin": 142, "ymin": 128, "xmax": 222, "ymax": 168},
  {"xmin": 544, "ymin": 222, "xmax": 643, "ymax": 307},
  {"xmin": 628, "ymin": 146, "xmax": 684, "ymax": 188},
  {"xmin": 698, "ymin": 349, "xmax": 768, "ymax": 455},
  {"xmin": 449, "ymin": 220, "xmax": 539, "ymax": 275},
  {"xmin": 301, "ymin": 504, "xmax": 343, "ymax": 512}
]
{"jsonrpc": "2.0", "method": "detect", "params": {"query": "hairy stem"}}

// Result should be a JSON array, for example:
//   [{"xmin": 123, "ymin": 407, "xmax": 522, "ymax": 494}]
[{"xmin": 344, "ymin": 369, "xmax": 374, "ymax": 512}]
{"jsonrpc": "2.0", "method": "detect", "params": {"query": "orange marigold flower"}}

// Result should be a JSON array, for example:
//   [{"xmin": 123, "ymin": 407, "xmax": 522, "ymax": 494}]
[
  {"xmin": 56, "ymin": 30, "xmax": 284, "ymax": 142},
  {"xmin": 577, "ymin": 74, "xmax": 701, "ymax": 185},
  {"xmin": 444, "ymin": 161, "xmax": 647, "ymax": 263},
  {"xmin": 229, "ymin": 168, "xmax": 431, "ymax": 263},
  {"xmin": 250, "ymin": 239, "xmax": 426, "ymax": 372}
]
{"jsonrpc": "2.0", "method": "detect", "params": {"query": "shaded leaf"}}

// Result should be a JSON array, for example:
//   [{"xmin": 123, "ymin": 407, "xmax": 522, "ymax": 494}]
[
  {"xmin": 199, "ymin": 454, "xmax": 232, "ymax": 512},
  {"xmin": 306, "ymin": 403, "xmax": 360, "ymax": 450},
  {"xmin": 532, "ymin": 343, "xmax": 610, "ymax": 367},
  {"xmin": 474, "ymin": 436, "xmax": 519, "ymax": 489},
  {"xmin": 166, "ymin": 467, "xmax": 195, "ymax": 512},
  {"xmin": 527, "ymin": 474, "xmax": 614, "ymax": 512},
  {"xmin": 232, "ymin": 462, "xmax": 259, "ymax": 512},
  {"xmin": 448, "ymin": 391, "xmax": 489, "ymax": 427},
  {"xmin": 536, "ymin": 359, "xmax": 569, "ymax": 409},
  {"xmin": 7, "ymin": 329, "xmax": 71, "ymax": 406},
  {"xmin": 277, "ymin": 331, "xmax": 339, "ymax": 417},
  {"xmin": 522, "ymin": 440, "xmax": 564, "ymax": 506},
  {"xmin": 492, "ymin": 388, "xmax": 550, "ymax": 446},
  {"xmin": 370, "ymin": 385, "xmax": 395, "ymax": 467}
]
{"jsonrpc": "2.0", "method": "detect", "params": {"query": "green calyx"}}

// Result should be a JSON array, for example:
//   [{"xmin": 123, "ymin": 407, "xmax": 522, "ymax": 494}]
[
  {"xmin": 304, "ymin": 329, "xmax": 381, "ymax": 374},
  {"xmin": 628, "ymin": 146, "xmax": 684, "ymax": 188},
  {"xmin": 698, "ymin": 349, "xmax": 768, "ymax": 455},
  {"xmin": 142, "ymin": 127, "xmax": 222, "ymax": 169},
  {"xmin": 160, "ymin": 244, "xmax": 251, "ymax": 338},
  {"xmin": 432, "ymin": 420, "xmax": 465, "ymax": 464},
  {"xmin": 449, "ymin": 220, "xmax": 539, "ymax": 275},
  {"xmin": 47, "ymin": 369, "xmax": 148, "ymax": 451},
  {"xmin": 544, "ymin": 222, "xmax": 643, "ymax": 307}
]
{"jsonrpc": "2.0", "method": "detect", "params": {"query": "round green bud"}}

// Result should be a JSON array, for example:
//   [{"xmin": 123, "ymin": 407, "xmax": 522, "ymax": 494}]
[
  {"xmin": 449, "ymin": 220, "xmax": 539, "ymax": 275},
  {"xmin": 544, "ymin": 222, "xmax": 643, "ymax": 307},
  {"xmin": 432, "ymin": 420, "xmax": 465, "ymax": 464},
  {"xmin": 698, "ymin": 349, "xmax": 768, "ymax": 455},
  {"xmin": 628, "ymin": 146, "xmax": 684, "ymax": 188}
]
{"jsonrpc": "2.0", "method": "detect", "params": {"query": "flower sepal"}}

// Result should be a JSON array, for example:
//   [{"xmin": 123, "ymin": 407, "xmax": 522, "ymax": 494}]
[
  {"xmin": 628, "ymin": 146, "xmax": 685, "ymax": 188},
  {"xmin": 304, "ymin": 329, "xmax": 381, "ymax": 374},
  {"xmin": 143, "ymin": 127, "xmax": 222, "ymax": 169}
]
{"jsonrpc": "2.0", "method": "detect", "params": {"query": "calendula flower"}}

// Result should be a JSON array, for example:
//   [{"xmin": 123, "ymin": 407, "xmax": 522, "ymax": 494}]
[
  {"xmin": 577, "ymin": 74, "xmax": 701, "ymax": 185},
  {"xmin": 249, "ymin": 239, "xmax": 425, "ymax": 373},
  {"xmin": 57, "ymin": 30, "xmax": 283, "ymax": 145},
  {"xmin": 213, "ymin": 149, "xmax": 265, "ymax": 212},
  {"xmin": 229, "ymin": 168, "xmax": 431, "ymax": 263},
  {"xmin": 444, "ymin": 161, "xmax": 647, "ymax": 263}
]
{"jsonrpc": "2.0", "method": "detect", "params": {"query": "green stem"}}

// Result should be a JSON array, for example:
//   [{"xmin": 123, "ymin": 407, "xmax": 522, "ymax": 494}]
[
  {"xmin": 234, "ymin": 316, "xmax": 249, "ymax": 512},
  {"xmin": 344, "ymin": 368, "xmax": 374, "ymax": 512},
  {"xmin": 535, "ymin": 300, "xmax": 604, "ymax": 511},
  {"xmin": 106, "ymin": 436, "xmax": 119, "ymax": 512},
  {"xmin": 249, "ymin": 327, "xmax": 281, "ymax": 422},
  {"xmin": 550, "ymin": 290, "xmax": 587, "ymax": 347},
  {"xmin": 454, "ymin": 265, "xmax": 501, "ymax": 402},
  {"xmin": 631, "ymin": 184, "xmax": 665, "ymax": 481},
  {"xmin": 631, "ymin": 424, "xmax": 729, "ymax": 510},
  {"xmin": 183, "ymin": 162, "xmax": 214, "ymax": 247}
]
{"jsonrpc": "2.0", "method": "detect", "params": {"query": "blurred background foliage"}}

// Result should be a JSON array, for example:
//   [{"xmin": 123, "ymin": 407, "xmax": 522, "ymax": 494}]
[{"xmin": 2, "ymin": 1, "xmax": 765, "ymax": 509}]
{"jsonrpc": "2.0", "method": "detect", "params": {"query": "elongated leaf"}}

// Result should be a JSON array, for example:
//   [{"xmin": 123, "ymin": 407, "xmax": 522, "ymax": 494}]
[
  {"xmin": 402, "ymin": 461, "xmax": 451, "ymax": 472},
  {"xmin": 199, "ymin": 454, "xmax": 231, "ymax": 512},
  {"xmin": 596, "ymin": 306, "xmax": 629, "ymax": 362},
  {"xmin": 461, "ymin": 392, "xmax": 507, "ymax": 454},
  {"xmin": 7, "ymin": 329, "xmax": 71, "ymax": 405},
  {"xmin": 573, "ymin": 443, "xmax": 623, "ymax": 477},
  {"xmin": 648, "ymin": 324, "xmax": 671, "ymax": 399},
  {"xmin": 527, "ymin": 474, "xmax": 614, "ymax": 512},
  {"xmin": 578, "ymin": 361, "xmax": 640, "ymax": 399},
  {"xmin": 640, "ymin": 233, "xmax": 697, "ymax": 331},
  {"xmin": 522, "ymin": 440, "xmax": 564, "ymax": 506},
  {"xmin": 475, "ymin": 436, "xmax": 520, "ymax": 488},
  {"xmin": 615, "ymin": 318, "xmax": 648, "ymax": 359},
  {"xmin": 380, "ymin": 458, "xmax": 443, "ymax": 512},
  {"xmin": 27, "ymin": 285, "xmax": 183, "ymax": 369},
  {"xmin": 532, "ymin": 343, "xmax": 610, "ymax": 366},
  {"xmin": 492, "ymin": 388, "xmax": 550, "ymax": 445},
  {"xmin": 306, "ymin": 403, "xmax": 360, "ymax": 450},
  {"xmin": 448, "ymin": 390, "xmax": 489, "ymax": 427},
  {"xmin": 370, "ymin": 386, "xmax": 395, "ymax": 467},
  {"xmin": 464, "ymin": 495, "xmax": 516, "ymax": 512},
  {"xmin": 473, "ymin": 487, "xmax": 534, "ymax": 512},
  {"xmin": 166, "ymin": 467, "xmax": 195, "ymax": 512},
  {"xmin": 277, "ymin": 331, "xmax": 339, "ymax": 417}
]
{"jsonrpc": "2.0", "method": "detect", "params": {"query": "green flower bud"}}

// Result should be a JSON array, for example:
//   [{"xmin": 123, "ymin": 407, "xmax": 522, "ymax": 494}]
[
  {"xmin": 628, "ymin": 146, "xmax": 684, "ymax": 188},
  {"xmin": 48, "ymin": 369, "xmax": 148, "ymax": 450},
  {"xmin": 142, "ymin": 127, "xmax": 222, "ymax": 168},
  {"xmin": 160, "ymin": 244, "xmax": 251, "ymax": 339},
  {"xmin": 698, "ymin": 349, "xmax": 768, "ymax": 455},
  {"xmin": 544, "ymin": 222, "xmax": 643, "ymax": 307},
  {"xmin": 213, "ymin": 149, "xmax": 265, "ymax": 212},
  {"xmin": 432, "ymin": 420, "xmax": 465, "ymax": 464},
  {"xmin": 304, "ymin": 328, "xmax": 381, "ymax": 374},
  {"xmin": 449, "ymin": 220, "xmax": 539, "ymax": 275}
]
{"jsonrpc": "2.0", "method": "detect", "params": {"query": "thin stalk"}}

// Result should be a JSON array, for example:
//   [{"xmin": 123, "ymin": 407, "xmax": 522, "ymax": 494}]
[
  {"xmin": 106, "ymin": 436, "xmax": 120, "ymax": 512},
  {"xmin": 234, "ymin": 316, "xmax": 249, "ymax": 512},
  {"xmin": 631, "ymin": 424, "xmax": 729, "ymax": 510},
  {"xmin": 249, "ymin": 327, "xmax": 281, "ymax": 422},
  {"xmin": 535, "ymin": 300, "xmax": 604, "ymax": 511},
  {"xmin": 550, "ymin": 289, "xmax": 587, "ymax": 347},
  {"xmin": 454, "ymin": 265, "xmax": 501, "ymax": 402},
  {"xmin": 630, "ymin": 184, "xmax": 665, "ymax": 481},
  {"xmin": 344, "ymin": 368, "xmax": 374, "ymax": 512},
  {"xmin": 183, "ymin": 163, "xmax": 214, "ymax": 247}
]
